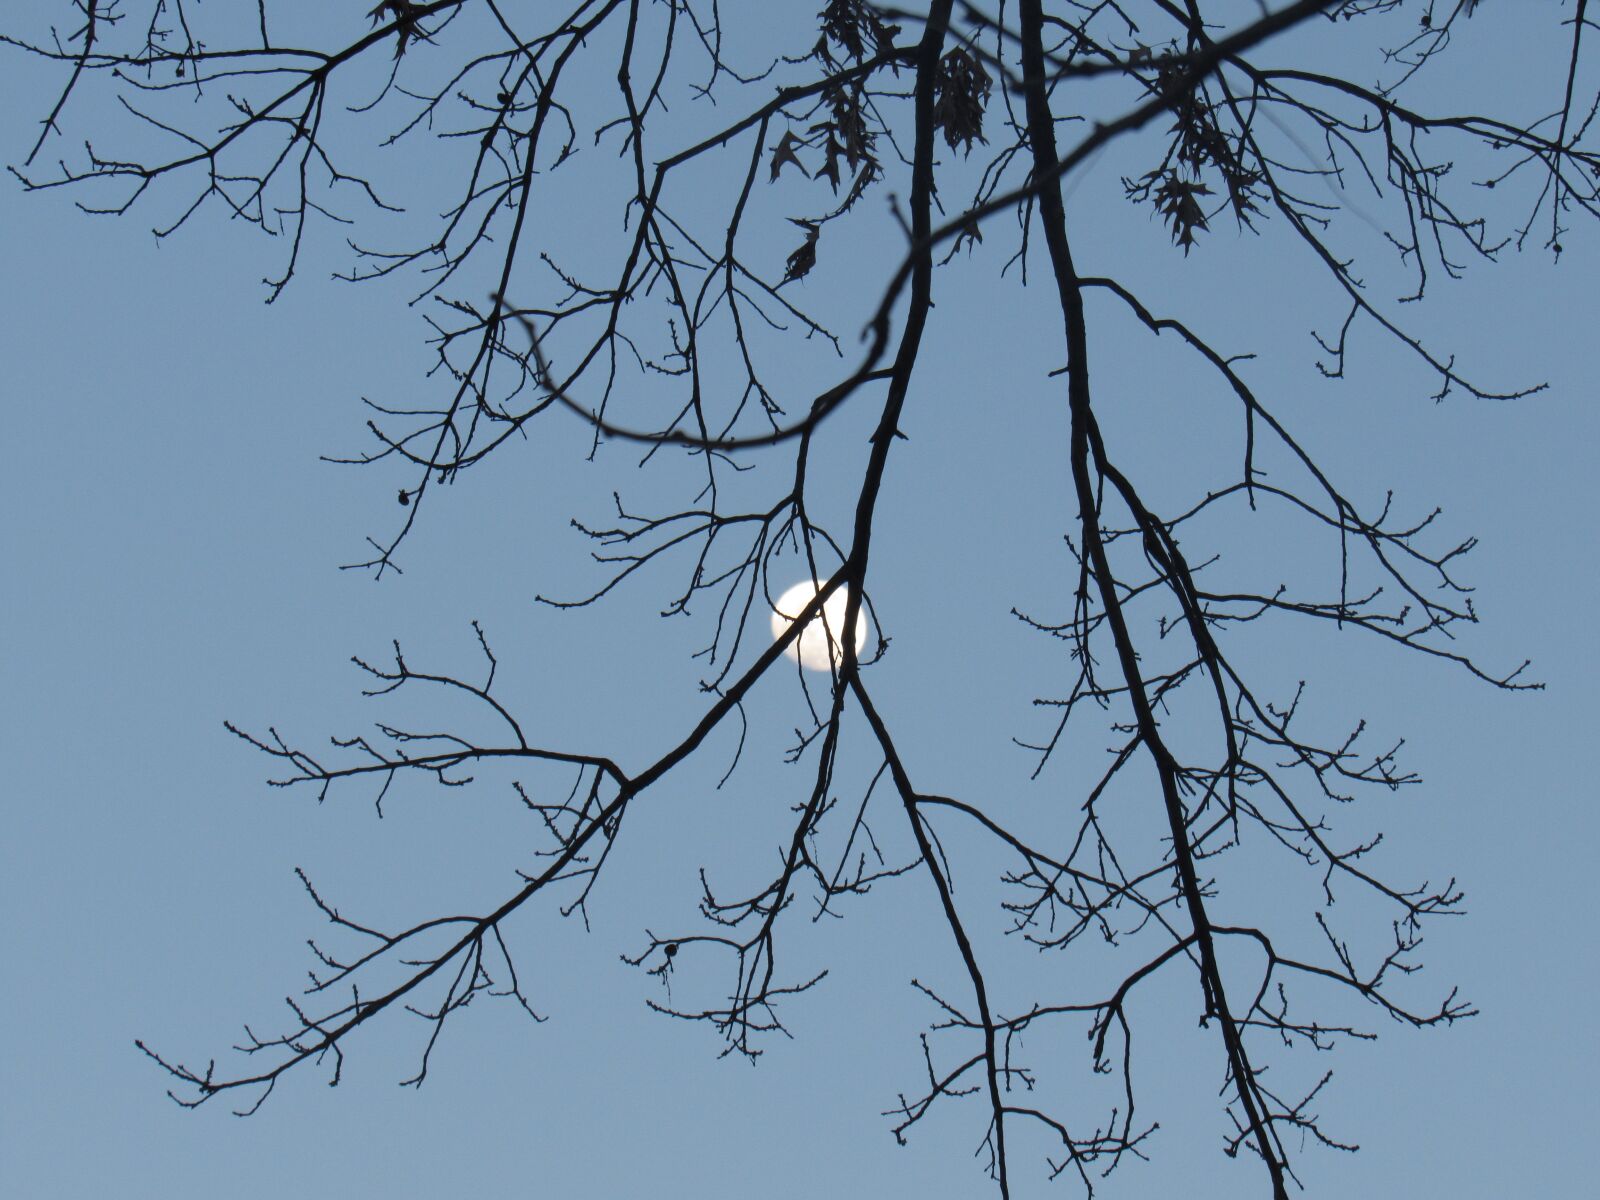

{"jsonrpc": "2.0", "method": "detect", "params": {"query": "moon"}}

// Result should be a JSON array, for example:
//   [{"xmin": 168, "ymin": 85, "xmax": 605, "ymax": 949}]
[{"xmin": 770, "ymin": 580, "xmax": 867, "ymax": 672}]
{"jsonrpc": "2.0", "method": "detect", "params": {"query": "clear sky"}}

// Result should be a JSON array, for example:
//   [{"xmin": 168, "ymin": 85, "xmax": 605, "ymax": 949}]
[{"xmin": 3, "ymin": 4, "xmax": 1596, "ymax": 1197}]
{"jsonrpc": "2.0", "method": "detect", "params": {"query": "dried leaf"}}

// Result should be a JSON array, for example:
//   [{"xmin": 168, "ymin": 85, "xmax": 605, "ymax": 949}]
[
  {"xmin": 769, "ymin": 131, "xmax": 807, "ymax": 182},
  {"xmin": 1154, "ymin": 174, "xmax": 1213, "ymax": 253},
  {"xmin": 782, "ymin": 220, "xmax": 820, "ymax": 283},
  {"xmin": 369, "ymin": 0, "xmax": 426, "ymax": 59},
  {"xmin": 817, "ymin": 0, "xmax": 893, "ymax": 63},
  {"xmin": 933, "ymin": 47, "xmax": 993, "ymax": 156},
  {"xmin": 816, "ymin": 137, "xmax": 844, "ymax": 192}
]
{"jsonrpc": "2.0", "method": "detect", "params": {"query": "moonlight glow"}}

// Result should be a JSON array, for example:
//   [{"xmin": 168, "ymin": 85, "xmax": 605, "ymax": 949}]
[{"xmin": 769, "ymin": 580, "xmax": 867, "ymax": 672}]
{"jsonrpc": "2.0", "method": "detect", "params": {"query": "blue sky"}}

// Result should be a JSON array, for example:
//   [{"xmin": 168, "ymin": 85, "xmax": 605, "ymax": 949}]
[{"xmin": 3, "ymin": 4, "xmax": 1596, "ymax": 1196}]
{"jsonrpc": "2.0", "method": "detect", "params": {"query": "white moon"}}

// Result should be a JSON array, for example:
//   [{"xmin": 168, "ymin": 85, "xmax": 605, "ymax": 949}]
[{"xmin": 770, "ymin": 580, "xmax": 867, "ymax": 672}]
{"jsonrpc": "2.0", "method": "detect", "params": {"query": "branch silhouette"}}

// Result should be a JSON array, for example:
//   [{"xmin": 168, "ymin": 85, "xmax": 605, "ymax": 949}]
[{"xmin": 8, "ymin": 1, "xmax": 1586, "ymax": 1193}]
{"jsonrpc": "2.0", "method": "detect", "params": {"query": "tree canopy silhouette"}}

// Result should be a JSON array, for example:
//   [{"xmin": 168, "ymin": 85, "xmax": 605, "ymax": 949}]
[{"xmin": 7, "ymin": 1, "xmax": 1594, "ymax": 1195}]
